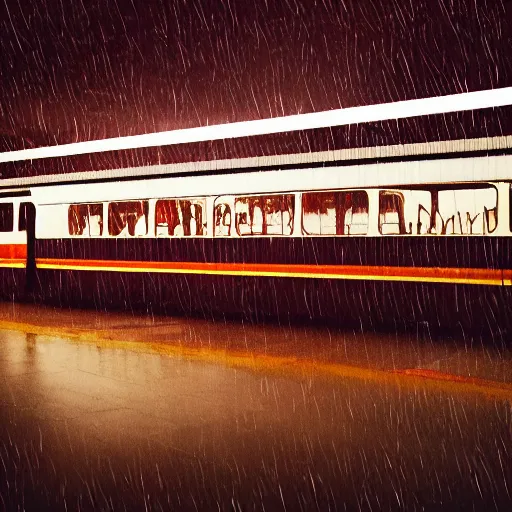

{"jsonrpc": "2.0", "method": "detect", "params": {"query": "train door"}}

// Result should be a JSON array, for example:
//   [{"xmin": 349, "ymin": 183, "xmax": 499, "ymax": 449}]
[
  {"xmin": 18, "ymin": 201, "xmax": 37, "ymax": 294},
  {"xmin": 0, "ymin": 195, "xmax": 34, "ymax": 299}
]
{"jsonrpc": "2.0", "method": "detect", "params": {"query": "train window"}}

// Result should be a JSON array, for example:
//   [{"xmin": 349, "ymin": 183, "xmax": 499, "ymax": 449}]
[
  {"xmin": 436, "ymin": 187, "xmax": 497, "ymax": 234},
  {"xmin": 379, "ymin": 192, "xmax": 407, "ymax": 235},
  {"xmin": 303, "ymin": 192, "xmax": 335, "ymax": 234},
  {"xmin": 303, "ymin": 191, "xmax": 368, "ymax": 235},
  {"xmin": 108, "ymin": 201, "xmax": 148, "ymax": 236},
  {"xmin": 387, "ymin": 190, "xmax": 433, "ymax": 235},
  {"xmin": 155, "ymin": 198, "xmax": 206, "ymax": 236},
  {"xmin": 235, "ymin": 194, "xmax": 294, "ymax": 236},
  {"xmin": 214, "ymin": 203, "xmax": 231, "ymax": 236},
  {"xmin": 68, "ymin": 204, "xmax": 103, "ymax": 236},
  {"xmin": 406, "ymin": 191, "xmax": 433, "ymax": 234},
  {"xmin": 18, "ymin": 202, "xmax": 28, "ymax": 231},
  {"xmin": 0, "ymin": 203, "xmax": 13, "ymax": 232}
]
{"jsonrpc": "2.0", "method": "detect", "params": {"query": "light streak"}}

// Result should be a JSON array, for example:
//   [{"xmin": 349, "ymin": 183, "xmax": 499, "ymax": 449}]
[{"xmin": 1, "ymin": 87, "xmax": 511, "ymax": 163}]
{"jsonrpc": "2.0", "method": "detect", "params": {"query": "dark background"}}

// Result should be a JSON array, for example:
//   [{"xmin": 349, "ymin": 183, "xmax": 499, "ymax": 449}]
[{"xmin": 1, "ymin": 0, "xmax": 511, "ymax": 152}]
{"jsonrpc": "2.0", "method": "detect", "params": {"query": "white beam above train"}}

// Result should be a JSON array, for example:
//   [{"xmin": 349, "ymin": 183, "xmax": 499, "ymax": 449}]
[{"xmin": 1, "ymin": 87, "xmax": 512, "ymax": 163}]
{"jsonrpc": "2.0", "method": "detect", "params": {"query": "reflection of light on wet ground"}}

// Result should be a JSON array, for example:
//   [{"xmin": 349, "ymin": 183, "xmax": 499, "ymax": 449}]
[{"xmin": 0, "ymin": 304, "xmax": 511, "ymax": 510}]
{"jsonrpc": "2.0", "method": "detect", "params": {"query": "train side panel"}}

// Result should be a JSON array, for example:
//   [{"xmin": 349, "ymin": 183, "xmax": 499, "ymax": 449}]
[{"xmin": 32, "ymin": 236, "xmax": 512, "ymax": 336}]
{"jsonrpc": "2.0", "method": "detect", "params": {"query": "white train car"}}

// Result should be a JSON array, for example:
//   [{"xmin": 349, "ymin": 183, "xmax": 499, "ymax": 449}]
[{"xmin": 1, "ymin": 89, "xmax": 512, "ymax": 336}]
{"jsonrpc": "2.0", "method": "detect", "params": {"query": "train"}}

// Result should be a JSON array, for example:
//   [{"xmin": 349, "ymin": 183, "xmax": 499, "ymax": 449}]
[
  {"xmin": 1, "ymin": 92, "xmax": 512, "ymax": 338},
  {"xmin": 0, "ymin": 143, "xmax": 511, "ymax": 338}
]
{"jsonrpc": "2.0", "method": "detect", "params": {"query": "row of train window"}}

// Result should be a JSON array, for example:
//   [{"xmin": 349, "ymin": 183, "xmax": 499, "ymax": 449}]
[
  {"xmin": 0, "ymin": 185, "xmax": 505, "ymax": 236},
  {"xmin": 66, "ymin": 186, "xmax": 502, "ymax": 237}
]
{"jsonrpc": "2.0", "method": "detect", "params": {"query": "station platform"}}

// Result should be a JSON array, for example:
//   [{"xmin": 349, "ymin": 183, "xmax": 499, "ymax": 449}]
[{"xmin": 0, "ymin": 304, "xmax": 511, "ymax": 510}]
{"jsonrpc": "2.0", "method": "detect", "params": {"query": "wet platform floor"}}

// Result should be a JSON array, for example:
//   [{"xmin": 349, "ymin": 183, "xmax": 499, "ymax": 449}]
[{"xmin": 0, "ymin": 304, "xmax": 511, "ymax": 510}]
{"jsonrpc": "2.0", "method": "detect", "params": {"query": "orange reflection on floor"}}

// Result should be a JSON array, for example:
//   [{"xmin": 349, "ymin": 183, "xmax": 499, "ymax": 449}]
[{"xmin": 1, "ymin": 314, "xmax": 512, "ymax": 403}]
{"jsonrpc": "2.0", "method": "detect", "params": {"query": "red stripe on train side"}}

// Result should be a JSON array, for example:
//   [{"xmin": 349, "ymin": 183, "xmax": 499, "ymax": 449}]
[
  {"xmin": 35, "ymin": 258, "xmax": 508, "ymax": 286},
  {"xmin": 0, "ymin": 244, "xmax": 27, "ymax": 260}
]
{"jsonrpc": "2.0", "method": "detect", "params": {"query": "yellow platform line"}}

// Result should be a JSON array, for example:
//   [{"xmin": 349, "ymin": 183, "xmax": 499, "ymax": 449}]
[{"xmin": 1, "ymin": 319, "xmax": 511, "ymax": 402}]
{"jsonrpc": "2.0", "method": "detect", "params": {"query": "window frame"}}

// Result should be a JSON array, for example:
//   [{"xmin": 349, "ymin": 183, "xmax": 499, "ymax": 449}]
[
  {"xmin": 378, "ymin": 191, "xmax": 407, "ymax": 235},
  {"xmin": 301, "ymin": 189, "xmax": 369, "ymax": 236},
  {"xmin": 213, "ymin": 202, "xmax": 232, "ymax": 237},
  {"xmin": 234, "ymin": 193, "xmax": 295, "ymax": 237},
  {"xmin": 68, "ymin": 203, "xmax": 104, "ymax": 237},
  {"xmin": 0, "ymin": 202, "xmax": 14, "ymax": 233},
  {"xmin": 154, "ymin": 197, "xmax": 208, "ymax": 237},
  {"xmin": 434, "ymin": 185, "xmax": 498, "ymax": 235},
  {"xmin": 108, "ymin": 200, "xmax": 149, "ymax": 237},
  {"xmin": 376, "ymin": 184, "xmax": 499, "ymax": 236}
]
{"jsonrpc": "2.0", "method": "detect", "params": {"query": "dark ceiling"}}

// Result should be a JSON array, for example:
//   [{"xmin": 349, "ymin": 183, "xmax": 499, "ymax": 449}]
[{"xmin": 1, "ymin": 0, "xmax": 511, "ymax": 153}]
